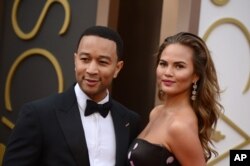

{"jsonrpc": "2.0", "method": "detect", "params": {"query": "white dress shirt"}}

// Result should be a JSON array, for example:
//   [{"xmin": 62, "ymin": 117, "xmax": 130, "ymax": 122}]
[{"xmin": 74, "ymin": 84, "xmax": 116, "ymax": 166}]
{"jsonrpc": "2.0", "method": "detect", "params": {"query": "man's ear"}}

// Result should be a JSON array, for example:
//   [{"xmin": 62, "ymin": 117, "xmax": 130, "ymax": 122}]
[
  {"xmin": 114, "ymin": 61, "xmax": 124, "ymax": 78},
  {"xmin": 74, "ymin": 53, "xmax": 77, "ymax": 70}
]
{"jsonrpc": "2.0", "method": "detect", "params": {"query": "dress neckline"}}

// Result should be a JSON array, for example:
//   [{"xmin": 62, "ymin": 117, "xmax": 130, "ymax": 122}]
[{"xmin": 135, "ymin": 138, "xmax": 174, "ymax": 154}]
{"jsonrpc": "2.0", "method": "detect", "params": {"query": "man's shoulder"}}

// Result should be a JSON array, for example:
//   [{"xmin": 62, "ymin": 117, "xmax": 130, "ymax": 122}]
[
  {"xmin": 23, "ymin": 85, "xmax": 75, "ymax": 110},
  {"xmin": 111, "ymin": 99, "xmax": 139, "ymax": 117}
]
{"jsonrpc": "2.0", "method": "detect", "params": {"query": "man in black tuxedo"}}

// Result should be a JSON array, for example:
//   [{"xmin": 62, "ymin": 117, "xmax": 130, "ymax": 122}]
[{"xmin": 3, "ymin": 26, "xmax": 141, "ymax": 166}]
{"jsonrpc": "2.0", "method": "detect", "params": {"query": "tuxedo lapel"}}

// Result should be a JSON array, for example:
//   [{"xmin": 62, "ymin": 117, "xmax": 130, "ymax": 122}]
[
  {"xmin": 55, "ymin": 86, "xmax": 90, "ymax": 166},
  {"xmin": 111, "ymin": 101, "xmax": 130, "ymax": 166}
]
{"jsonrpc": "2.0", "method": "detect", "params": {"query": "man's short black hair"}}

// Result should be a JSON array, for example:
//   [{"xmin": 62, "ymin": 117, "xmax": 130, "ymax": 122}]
[{"xmin": 76, "ymin": 25, "xmax": 123, "ymax": 60}]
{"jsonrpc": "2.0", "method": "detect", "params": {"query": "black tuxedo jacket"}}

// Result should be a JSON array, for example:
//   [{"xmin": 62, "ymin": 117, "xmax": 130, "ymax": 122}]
[{"xmin": 3, "ymin": 85, "xmax": 141, "ymax": 166}]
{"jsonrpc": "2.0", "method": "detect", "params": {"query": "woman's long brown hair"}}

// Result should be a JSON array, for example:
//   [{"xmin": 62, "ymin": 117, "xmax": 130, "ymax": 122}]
[{"xmin": 156, "ymin": 32, "xmax": 224, "ymax": 161}]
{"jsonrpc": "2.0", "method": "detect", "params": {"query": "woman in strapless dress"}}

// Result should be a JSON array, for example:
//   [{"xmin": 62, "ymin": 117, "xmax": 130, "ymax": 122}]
[{"xmin": 127, "ymin": 32, "xmax": 223, "ymax": 166}]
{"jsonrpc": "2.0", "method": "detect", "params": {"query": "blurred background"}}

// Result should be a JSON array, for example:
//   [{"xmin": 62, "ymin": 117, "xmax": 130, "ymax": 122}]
[{"xmin": 0, "ymin": 0, "xmax": 249, "ymax": 165}]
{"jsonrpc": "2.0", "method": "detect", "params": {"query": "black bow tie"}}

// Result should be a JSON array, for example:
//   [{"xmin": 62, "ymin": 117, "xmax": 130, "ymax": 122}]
[{"xmin": 85, "ymin": 99, "xmax": 112, "ymax": 118}]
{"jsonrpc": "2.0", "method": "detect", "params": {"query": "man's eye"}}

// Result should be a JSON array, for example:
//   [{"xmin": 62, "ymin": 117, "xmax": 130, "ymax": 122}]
[
  {"xmin": 80, "ymin": 57, "xmax": 89, "ymax": 61},
  {"xmin": 99, "ymin": 60, "xmax": 109, "ymax": 65}
]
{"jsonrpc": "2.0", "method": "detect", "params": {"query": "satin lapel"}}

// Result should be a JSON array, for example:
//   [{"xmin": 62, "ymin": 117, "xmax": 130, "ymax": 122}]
[
  {"xmin": 111, "ymin": 103, "xmax": 130, "ymax": 166},
  {"xmin": 55, "ymin": 87, "xmax": 90, "ymax": 166}
]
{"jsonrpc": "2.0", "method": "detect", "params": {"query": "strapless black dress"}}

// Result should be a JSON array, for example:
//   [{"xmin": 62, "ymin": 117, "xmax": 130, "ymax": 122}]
[{"xmin": 127, "ymin": 138, "xmax": 181, "ymax": 166}]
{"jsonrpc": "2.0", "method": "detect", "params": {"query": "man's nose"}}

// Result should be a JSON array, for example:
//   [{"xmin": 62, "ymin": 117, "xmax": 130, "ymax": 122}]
[{"xmin": 86, "ymin": 61, "xmax": 98, "ymax": 74}]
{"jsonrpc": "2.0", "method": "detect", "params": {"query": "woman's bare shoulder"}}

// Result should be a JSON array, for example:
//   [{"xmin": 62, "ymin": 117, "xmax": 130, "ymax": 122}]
[
  {"xmin": 168, "ymin": 110, "xmax": 198, "ymax": 138},
  {"xmin": 149, "ymin": 104, "xmax": 164, "ymax": 120}
]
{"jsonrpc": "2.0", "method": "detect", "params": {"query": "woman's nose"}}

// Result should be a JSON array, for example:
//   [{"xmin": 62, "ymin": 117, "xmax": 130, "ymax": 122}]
[{"xmin": 164, "ymin": 66, "xmax": 173, "ymax": 76}]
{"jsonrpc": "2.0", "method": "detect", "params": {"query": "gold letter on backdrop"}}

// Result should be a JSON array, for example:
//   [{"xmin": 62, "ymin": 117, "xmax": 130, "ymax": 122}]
[
  {"xmin": 4, "ymin": 48, "xmax": 64, "ymax": 112},
  {"xmin": 203, "ymin": 17, "xmax": 250, "ymax": 166},
  {"xmin": 11, "ymin": 0, "xmax": 70, "ymax": 40}
]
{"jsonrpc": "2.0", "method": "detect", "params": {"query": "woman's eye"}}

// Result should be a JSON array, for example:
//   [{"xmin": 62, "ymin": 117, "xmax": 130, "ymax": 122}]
[
  {"xmin": 176, "ymin": 65, "xmax": 184, "ymax": 69},
  {"xmin": 159, "ymin": 62, "xmax": 167, "ymax": 67}
]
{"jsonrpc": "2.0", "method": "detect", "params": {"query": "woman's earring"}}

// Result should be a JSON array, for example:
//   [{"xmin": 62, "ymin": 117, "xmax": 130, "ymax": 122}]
[{"xmin": 191, "ymin": 82, "xmax": 197, "ymax": 101}]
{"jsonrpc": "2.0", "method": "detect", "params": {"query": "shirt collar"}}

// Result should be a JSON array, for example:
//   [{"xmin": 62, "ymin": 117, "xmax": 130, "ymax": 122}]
[{"xmin": 74, "ymin": 83, "xmax": 110, "ymax": 108}]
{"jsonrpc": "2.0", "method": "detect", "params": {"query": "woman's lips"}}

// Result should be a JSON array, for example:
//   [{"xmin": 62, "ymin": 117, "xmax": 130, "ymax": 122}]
[{"xmin": 162, "ymin": 80, "xmax": 175, "ymax": 86}]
